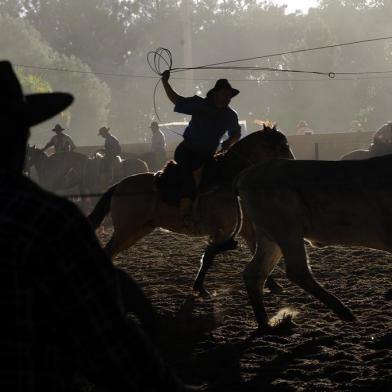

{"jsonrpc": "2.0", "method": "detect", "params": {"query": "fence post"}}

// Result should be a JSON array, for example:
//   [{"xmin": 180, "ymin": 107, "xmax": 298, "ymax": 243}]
[{"xmin": 314, "ymin": 142, "xmax": 319, "ymax": 160}]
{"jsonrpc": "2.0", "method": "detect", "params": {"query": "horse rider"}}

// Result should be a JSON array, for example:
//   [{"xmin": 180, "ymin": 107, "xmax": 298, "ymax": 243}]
[
  {"xmin": 97, "ymin": 126, "xmax": 122, "ymax": 186},
  {"xmin": 41, "ymin": 123, "xmax": 76, "ymax": 153},
  {"xmin": 149, "ymin": 121, "xmax": 166, "ymax": 170},
  {"xmin": 161, "ymin": 70, "xmax": 242, "ymax": 226},
  {"xmin": 370, "ymin": 121, "xmax": 392, "ymax": 157}
]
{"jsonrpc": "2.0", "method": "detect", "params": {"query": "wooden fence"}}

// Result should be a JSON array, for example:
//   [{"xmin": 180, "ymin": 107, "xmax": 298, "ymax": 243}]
[{"xmin": 75, "ymin": 130, "xmax": 375, "ymax": 161}]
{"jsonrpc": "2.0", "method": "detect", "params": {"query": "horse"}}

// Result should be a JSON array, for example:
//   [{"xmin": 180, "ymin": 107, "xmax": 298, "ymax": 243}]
[
  {"xmin": 26, "ymin": 146, "xmax": 149, "ymax": 205},
  {"xmin": 341, "ymin": 122, "xmax": 392, "ymax": 160},
  {"xmin": 88, "ymin": 125, "xmax": 295, "ymax": 297},
  {"xmin": 232, "ymin": 154, "xmax": 392, "ymax": 329},
  {"xmin": 83, "ymin": 153, "xmax": 149, "ymax": 196},
  {"xmin": 26, "ymin": 146, "xmax": 89, "ymax": 199}
]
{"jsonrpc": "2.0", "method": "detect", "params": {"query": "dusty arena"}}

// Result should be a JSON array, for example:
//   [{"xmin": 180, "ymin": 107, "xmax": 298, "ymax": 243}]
[{"xmin": 98, "ymin": 227, "xmax": 391, "ymax": 391}]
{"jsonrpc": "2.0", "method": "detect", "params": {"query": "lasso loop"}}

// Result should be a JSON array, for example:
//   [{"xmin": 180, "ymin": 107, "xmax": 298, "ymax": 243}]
[
  {"xmin": 146, "ymin": 48, "xmax": 184, "ymax": 136},
  {"xmin": 147, "ymin": 47, "xmax": 174, "ymax": 76}
]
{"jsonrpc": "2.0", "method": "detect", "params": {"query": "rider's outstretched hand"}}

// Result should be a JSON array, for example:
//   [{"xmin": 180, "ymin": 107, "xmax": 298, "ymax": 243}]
[{"xmin": 161, "ymin": 70, "xmax": 170, "ymax": 83}]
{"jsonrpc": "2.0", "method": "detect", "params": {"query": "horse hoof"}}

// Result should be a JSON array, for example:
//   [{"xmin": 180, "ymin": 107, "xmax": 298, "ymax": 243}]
[
  {"xmin": 267, "ymin": 283, "xmax": 284, "ymax": 294},
  {"xmin": 255, "ymin": 323, "xmax": 274, "ymax": 335},
  {"xmin": 192, "ymin": 288, "xmax": 211, "ymax": 299},
  {"xmin": 265, "ymin": 277, "xmax": 284, "ymax": 294}
]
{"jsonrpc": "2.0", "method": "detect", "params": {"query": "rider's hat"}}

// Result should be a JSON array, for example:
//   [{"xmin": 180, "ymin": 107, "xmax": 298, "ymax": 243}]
[
  {"xmin": 52, "ymin": 124, "xmax": 65, "ymax": 132},
  {"xmin": 0, "ymin": 61, "xmax": 73, "ymax": 126},
  {"xmin": 206, "ymin": 79, "xmax": 239, "ymax": 99},
  {"xmin": 98, "ymin": 126, "xmax": 110, "ymax": 135}
]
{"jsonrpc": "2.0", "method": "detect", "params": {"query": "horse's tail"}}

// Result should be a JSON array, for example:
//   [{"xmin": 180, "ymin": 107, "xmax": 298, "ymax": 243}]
[
  {"xmin": 215, "ymin": 179, "xmax": 243, "ymax": 252},
  {"xmin": 88, "ymin": 185, "xmax": 117, "ymax": 229}
]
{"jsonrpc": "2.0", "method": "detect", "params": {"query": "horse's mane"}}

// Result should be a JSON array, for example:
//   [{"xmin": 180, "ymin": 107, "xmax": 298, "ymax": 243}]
[{"xmin": 225, "ymin": 124, "xmax": 288, "ymax": 161}]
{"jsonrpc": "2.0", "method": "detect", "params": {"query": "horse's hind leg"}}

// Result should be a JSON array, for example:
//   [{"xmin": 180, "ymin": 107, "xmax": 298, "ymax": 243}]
[
  {"xmin": 193, "ymin": 244, "xmax": 218, "ymax": 297},
  {"xmin": 192, "ymin": 231, "xmax": 240, "ymax": 297},
  {"xmin": 105, "ymin": 224, "xmax": 154, "ymax": 259},
  {"xmin": 243, "ymin": 235, "xmax": 282, "ymax": 329},
  {"xmin": 281, "ymin": 235, "xmax": 355, "ymax": 322}
]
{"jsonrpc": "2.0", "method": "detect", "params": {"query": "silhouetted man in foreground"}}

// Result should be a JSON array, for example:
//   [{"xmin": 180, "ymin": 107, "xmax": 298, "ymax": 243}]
[{"xmin": 0, "ymin": 61, "xmax": 188, "ymax": 391}]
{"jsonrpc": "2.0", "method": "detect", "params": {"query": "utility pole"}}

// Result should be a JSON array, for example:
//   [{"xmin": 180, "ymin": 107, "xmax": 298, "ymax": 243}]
[{"xmin": 182, "ymin": 0, "xmax": 194, "ymax": 95}]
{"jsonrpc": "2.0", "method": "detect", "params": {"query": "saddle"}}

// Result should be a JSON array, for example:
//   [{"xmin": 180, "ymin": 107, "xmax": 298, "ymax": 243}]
[{"xmin": 154, "ymin": 154, "xmax": 225, "ymax": 205}]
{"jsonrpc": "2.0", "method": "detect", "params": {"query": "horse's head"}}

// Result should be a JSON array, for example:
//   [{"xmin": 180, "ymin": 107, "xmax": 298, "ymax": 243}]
[
  {"xmin": 226, "ymin": 122, "xmax": 294, "ymax": 167},
  {"xmin": 92, "ymin": 151, "xmax": 105, "ymax": 160},
  {"xmin": 25, "ymin": 144, "xmax": 47, "ymax": 169}
]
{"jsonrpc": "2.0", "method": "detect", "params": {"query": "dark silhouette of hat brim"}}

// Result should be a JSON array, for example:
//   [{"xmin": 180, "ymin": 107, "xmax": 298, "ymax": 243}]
[
  {"xmin": 230, "ymin": 88, "xmax": 240, "ymax": 97},
  {"xmin": 25, "ymin": 92, "xmax": 74, "ymax": 126}
]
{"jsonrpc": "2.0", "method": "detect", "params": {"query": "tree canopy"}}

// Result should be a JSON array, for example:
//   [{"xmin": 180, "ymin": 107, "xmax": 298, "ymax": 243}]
[{"xmin": 1, "ymin": 0, "xmax": 391, "ymax": 145}]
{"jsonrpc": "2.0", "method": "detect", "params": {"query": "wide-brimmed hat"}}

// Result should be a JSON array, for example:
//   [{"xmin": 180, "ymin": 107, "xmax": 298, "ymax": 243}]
[
  {"xmin": 98, "ymin": 126, "xmax": 110, "ymax": 135},
  {"xmin": 149, "ymin": 121, "xmax": 159, "ymax": 129},
  {"xmin": 206, "ymin": 79, "xmax": 239, "ymax": 99},
  {"xmin": 52, "ymin": 123, "xmax": 65, "ymax": 132},
  {"xmin": 0, "ymin": 61, "xmax": 73, "ymax": 126}
]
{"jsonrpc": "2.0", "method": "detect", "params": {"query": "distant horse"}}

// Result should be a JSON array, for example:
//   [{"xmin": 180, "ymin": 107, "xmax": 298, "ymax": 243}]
[
  {"xmin": 341, "ymin": 122, "xmax": 392, "ymax": 160},
  {"xmin": 139, "ymin": 151, "xmax": 167, "ymax": 172},
  {"xmin": 88, "ymin": 125, "xmax": 295, "ymax": 296},
  {"xmin": 26, "ymin": 145, "xmax": 149, "ymax": 197},
  {"xmin": 84, "ymin": 153, "xmax": 149, "ymax": 195},
  {"xmin": 26, "ymin": 146, "xmax": 89, "ymax": 196}
]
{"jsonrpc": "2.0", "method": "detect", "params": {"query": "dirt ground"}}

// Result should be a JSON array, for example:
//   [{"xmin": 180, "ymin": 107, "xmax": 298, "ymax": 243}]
[{"xmin": 100, "ymin": 228, "xmax": 391, "ymax": 391}]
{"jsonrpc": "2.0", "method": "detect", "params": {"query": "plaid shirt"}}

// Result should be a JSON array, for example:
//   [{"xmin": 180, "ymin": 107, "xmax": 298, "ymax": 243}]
[{"xmin": 0, "ymin": 172, "xmax": 177, "ymax": 391}]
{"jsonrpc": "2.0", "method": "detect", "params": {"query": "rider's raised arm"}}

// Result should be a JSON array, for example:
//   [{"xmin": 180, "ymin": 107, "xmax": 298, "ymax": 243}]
[{"xmin": 161, "ymin": 70, "xmax": 183, "ymax": 105}]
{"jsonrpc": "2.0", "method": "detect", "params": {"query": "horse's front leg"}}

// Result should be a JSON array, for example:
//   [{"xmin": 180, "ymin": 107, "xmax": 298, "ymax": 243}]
[{"xmin": 241, "ymin": 220, "xmax": 284, "ymax": 294}]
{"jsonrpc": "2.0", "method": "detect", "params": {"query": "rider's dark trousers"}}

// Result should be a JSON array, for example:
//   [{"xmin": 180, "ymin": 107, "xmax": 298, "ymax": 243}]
[{"xmin": 174, "ymin": 141, "xmax": 212, "ymax": 200}]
